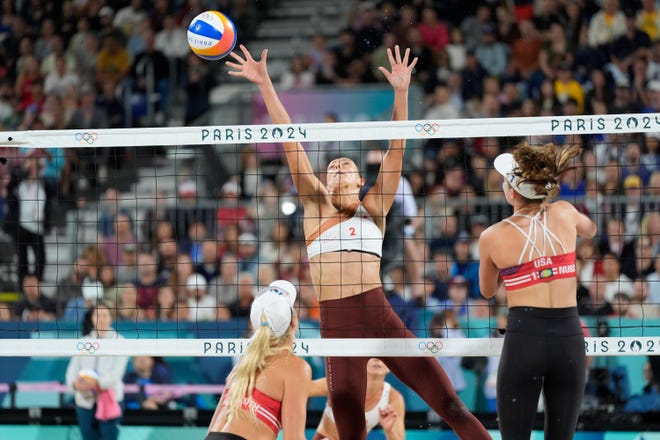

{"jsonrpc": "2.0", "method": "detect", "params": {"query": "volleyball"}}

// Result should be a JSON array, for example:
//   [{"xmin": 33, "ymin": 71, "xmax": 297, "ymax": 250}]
[{"xmin": 187, "ymin": 10, "xmax": 237, "ymax": 60}]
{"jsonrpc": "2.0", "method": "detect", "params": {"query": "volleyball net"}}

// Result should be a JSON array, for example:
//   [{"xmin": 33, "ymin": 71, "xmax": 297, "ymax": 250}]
[{"xmin": 0, "ymin": 112, "xmax": 658, "ymax": 363}]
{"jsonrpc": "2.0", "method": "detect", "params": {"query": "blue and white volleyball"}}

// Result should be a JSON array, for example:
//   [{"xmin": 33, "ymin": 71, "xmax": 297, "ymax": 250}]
[{"xmin": 187, "ymin": 10, "xmax": 237, "ymax": 61}]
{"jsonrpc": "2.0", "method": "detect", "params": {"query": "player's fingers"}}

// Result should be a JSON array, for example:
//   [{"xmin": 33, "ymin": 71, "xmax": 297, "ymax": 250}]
[
  {"xmin": 385, "ymin": 47, "xmax": 395, "ymax": 66},
  {"xmin": 227, "ymin": 51, "xmax": 244, "ymax": 64},
  {"xmin": 377, "ymin": 66, "xmax": 391, "ymax": 79},
  {"xmin": 239, "ymin": 44, "xmax": 253, "ymax": 61}
]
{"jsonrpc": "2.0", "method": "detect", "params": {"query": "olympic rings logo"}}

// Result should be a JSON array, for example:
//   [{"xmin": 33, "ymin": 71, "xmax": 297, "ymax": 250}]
[
  {"xmin": 76, "ymin": 341, "xmax": 100, "ymax": 354},
  {"xmin": 74, "ymin": 132, "xmax": 99, "ymax": 145},
  {"xmin": 417, "ymin": 340, "xmax": 443, "ymax": 353},
  {"xmin": 415, "ymin": 123, "xmax": 440, "ymax": 136}
]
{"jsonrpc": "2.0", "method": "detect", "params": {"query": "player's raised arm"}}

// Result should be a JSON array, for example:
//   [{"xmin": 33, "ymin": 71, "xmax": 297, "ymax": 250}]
[
  {"xmin": 362, "ymin": 46, "xmax": 417, "ymax": 219},
  {"xmin": 227, "ymin": 45, "xmax": 325, "ymax": 202}
]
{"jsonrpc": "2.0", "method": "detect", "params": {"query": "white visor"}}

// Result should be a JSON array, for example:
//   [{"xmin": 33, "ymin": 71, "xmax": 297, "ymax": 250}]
[
  {"xmin": 250, "ymin": 281, "xmax": 297, "ymax": 338},
  {"xmin": 494, "ymin": 153, "xmax": 546, "ymax": 200},
  {"xmin": 267, "ymin": 280, "xmax": 297, "ymax": 306}
]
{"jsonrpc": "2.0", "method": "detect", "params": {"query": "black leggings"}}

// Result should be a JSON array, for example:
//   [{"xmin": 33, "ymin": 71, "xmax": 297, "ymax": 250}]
[
  {"xmin": 497, "ymin": 307, "xmax": 586, "ymax": 440},
  {"xmin": 205, "ymin": 433, "xmax": 247, "ymax": 440},
  {"xmin": 320, "ymin": 287, "xmax": 490, "ymax": 440}
]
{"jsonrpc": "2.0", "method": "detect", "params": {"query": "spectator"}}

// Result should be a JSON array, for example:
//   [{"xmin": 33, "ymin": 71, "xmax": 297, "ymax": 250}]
[
  {"xmin": 424, "ymin": 82, "xmax": 461, "ymax": 119},
  {"xmin": 279, "ymin": 54, "xmax": 314, "ymax": 90},
  {"xmin": 460, "ymin": 50, "xmax": 488, "ymax": 103},
  {"xmin": 623, "ymin": 361, "xmax": 660, "ymax": 412},
  {"xmin": 511, "ymin": 20, "xmax": 542, "ymax": 79},
  {"xmin": 14, "ymin": 153, "xmax": 47, "ymax": 283},
  {"xmin": 383, "ymin": 262, "xmax": 419, "ymax": 331},
  {"xmin": 600, "ymin": 252, "xmax": 635, "ymax": 304},
  {"xmin": 449, "ymin": 232, "xmax": 481, "ymax": 299},
  {"xmin": 332, "ymin": 28, "xmax": 363, "ymax": 81},
  {"xmin": 97, "ymin": 187, "xmax": 129, "ymax": 239},
  {"xmin": 43, "ymin": 54, "xmax": 79, "ymax": 97},
  {"xmin": 576, "ymin": 237, "xmax": 601, "ymax": 290},
  {"xmin": 168, "ymin": 252, "xmax": 195, "ymax": 300},
  {"xmin": 417, "ymin": 7, "xmax": 450, "ymax": 54},
  {"xmin": 99, "ymin": 264, "xmax": 119, "ymax": 306},
  {"xmin": 154, "ymin": 285, "xmax": 178, "ymax": 321},
  {"xmin": 195, "ymin": 239, "xmax": 220, "ymax": 282},
  {"xmin": 135, "ymin": 253, "xmax": 163, "ymax": 311},
  {"xmin": 142, "ymin": 192, "xmax": 171, "ymax": 249},
  {"xmin": 55, "ymin": 255, "xmax": 89, "ymax": 313},
  {"xmin": 427, "ymin": 249, "xmax": 453, "ymax": 302},
  {"xmin": 446, "ymin": 27, "xmax": 467, "ymax": 73},
  {"xmin": 429, "ymin": 310, "xmax": 466, "ymax": 395},
  {"xmin": 63, "ymin": 279, "xmax": 104, "ymax": 323},
  {"xmin": 13, "ymin": 273, "xmax": 57, "ymax": 321},
  {"xmin": 229, "ymin": 271, "xmax": 256, "ymax": 318},
  {"xmin": 554, "ymin": 60, "xmax": 585, "ymax": 114},
  {"xmin": 128, "ymin": 27, "xmax": 170, "ymax": 124},
  {"xmin": 559, "ymin": 156, "xmax": 586, "ymax": 199},
  {"xmin": 259, "ymin": 221, "xmax": 291, "ymax": 263},
  {"xmin": 113, "ymin": 0, "xmax": 148, "ymax": 39},
  {"xmin": 237, "ymin": 145, "xmax": 263, "ymax": 200},
  {"xmin": 475, "ymin": 24, "xmax": 509, "ymax": 78},
  {"xmin": 155, "ymin": 15, "xmax": 189, "ymax": 61},
  {"xmin": 637, "ymin": 0, "xmax": 660, "ymax": 41},
  {"xmin": 15, "ymin": 55, "xmax": 43, "ymax": 112},
  {"xmin": 438, "ymin": 275, "xmax": 475, "ymax": 318},
  {"xmin": 608, "ymin": 9, "xmax": 652, "ymax": 86},
  {"xmin": 461, "ymin": 4, "xmax": 493, "ymax": 51},
  {"xmin": 236, "ymin": 232, "xmax": 260, "ymax": 276},
  {"xmin": 65, "ymin": 304, "xmax": 128, "ymax": 440},
  {"xmin": 636, "ymin": 235, "xmax": 656, "ymax": 278},
  {"xmin": 588, "ymin": 0, "xmax": 626, "ymax": 48},
  {"xmin": 0, "ymin": 303, "xmax": 14, "ymax": 320},
  {"xmin": 599, "ymin": 217, "xmax": 636, "ymax": 279},
  {"xmin": 101, "ymin": 213, "xmax": 136, "ymax": 269},
  {"xmin": 623, "ymin": 142, "xmax": 652, "ymax": 184},
  {"xmin": 123, "ymin": 356, "xmax": 173, "ymax": 410},
  {"xmin": 179, "ymin": 219, "xmax": 207, "ymax": 265},
  {"xmin": 183, "ymin": 51, "xmax": 216, "ymax": 124},
  {"xmin": 116, "ymin": 244, "xmax": 139, "ymax": 284},
  {"xmin": 609, "ymin": 292, "xmax": 644, "ymax": 318},
  {"xmin": 646, "ymin": 254, "xmax": 660, "ymax": 314},
  {"xmin": 96, "ymin": 29, "xmax": 130, "ymax": 90},
  {"xmin": 185, "ymin": 273, "xmax": 215, "ymax": 322},
  {"xmin": 208, "ymin": 253, "xmax": 239, "ymax": 307},
  {"xmin": 484, "ymin": 313, "xmax": 507, "ymax": 412},
  {"xmin": 155, "ymin": 239, "xmax": 177, "ymax": 281},
  {"xmin": 116, "ymin": 283, "xmax": 145, "ymax": 322}
]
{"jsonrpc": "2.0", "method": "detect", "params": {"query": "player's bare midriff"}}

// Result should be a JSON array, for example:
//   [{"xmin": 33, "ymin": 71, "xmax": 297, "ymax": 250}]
[{"xmin": 309, "ymin": 251, "xmax": 382, "ymax": 302}]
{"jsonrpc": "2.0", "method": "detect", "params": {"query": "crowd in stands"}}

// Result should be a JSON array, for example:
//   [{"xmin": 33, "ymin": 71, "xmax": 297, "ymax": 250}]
[{"xmin": 0, "ymin": 0, "xmax": 659, "ymax": 415}]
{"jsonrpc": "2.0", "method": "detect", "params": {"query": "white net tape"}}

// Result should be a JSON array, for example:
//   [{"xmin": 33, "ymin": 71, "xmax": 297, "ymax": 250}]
[
  {"xmin": 0, "ymin": 337, "xmax": 658, "ymax": 357},
  {"xmin": 1, "ymin": 113, "xmax": 658, "ymax": 147}
]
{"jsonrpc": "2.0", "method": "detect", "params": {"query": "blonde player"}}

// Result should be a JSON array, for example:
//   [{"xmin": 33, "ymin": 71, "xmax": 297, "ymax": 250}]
[{"xmin": 207, "ymin": 280, "xmax": 311, "ymax": 440}]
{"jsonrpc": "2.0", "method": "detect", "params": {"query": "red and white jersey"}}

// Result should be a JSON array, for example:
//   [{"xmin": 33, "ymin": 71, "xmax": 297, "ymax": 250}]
[{"xmin": 498, "ymin": 208, "xmax": 576, "ymax": 290}]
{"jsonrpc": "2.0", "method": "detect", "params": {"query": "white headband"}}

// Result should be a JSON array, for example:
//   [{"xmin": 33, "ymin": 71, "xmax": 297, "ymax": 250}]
[{"xmin": 494, "ymin": 153, "xmax": 547, "ymax": 200}]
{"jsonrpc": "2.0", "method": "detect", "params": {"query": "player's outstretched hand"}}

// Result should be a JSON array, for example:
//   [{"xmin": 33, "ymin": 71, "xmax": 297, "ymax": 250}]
[
  {"xmin": 378, "ymin": 45, "xmax": 417, "ymax": 92},
  {"xmin": 226, "ymin": 44, "xmax": 271, "ymax": 87}
]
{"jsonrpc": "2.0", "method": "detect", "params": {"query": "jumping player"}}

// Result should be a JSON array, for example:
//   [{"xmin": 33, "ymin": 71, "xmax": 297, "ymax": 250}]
[{"xmin": 227, "ymin": 44, "xmax": 490, "ymax": 440}]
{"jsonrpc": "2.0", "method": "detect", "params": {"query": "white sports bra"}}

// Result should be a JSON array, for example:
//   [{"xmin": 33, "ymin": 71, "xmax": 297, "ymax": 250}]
[
  {"xmin": 323, "ymin": 382, "xmax": 391, "ymax": 430},
  {"xmin": 306, "ymin": 204, "xmax": 383, "ymax": 258}
]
